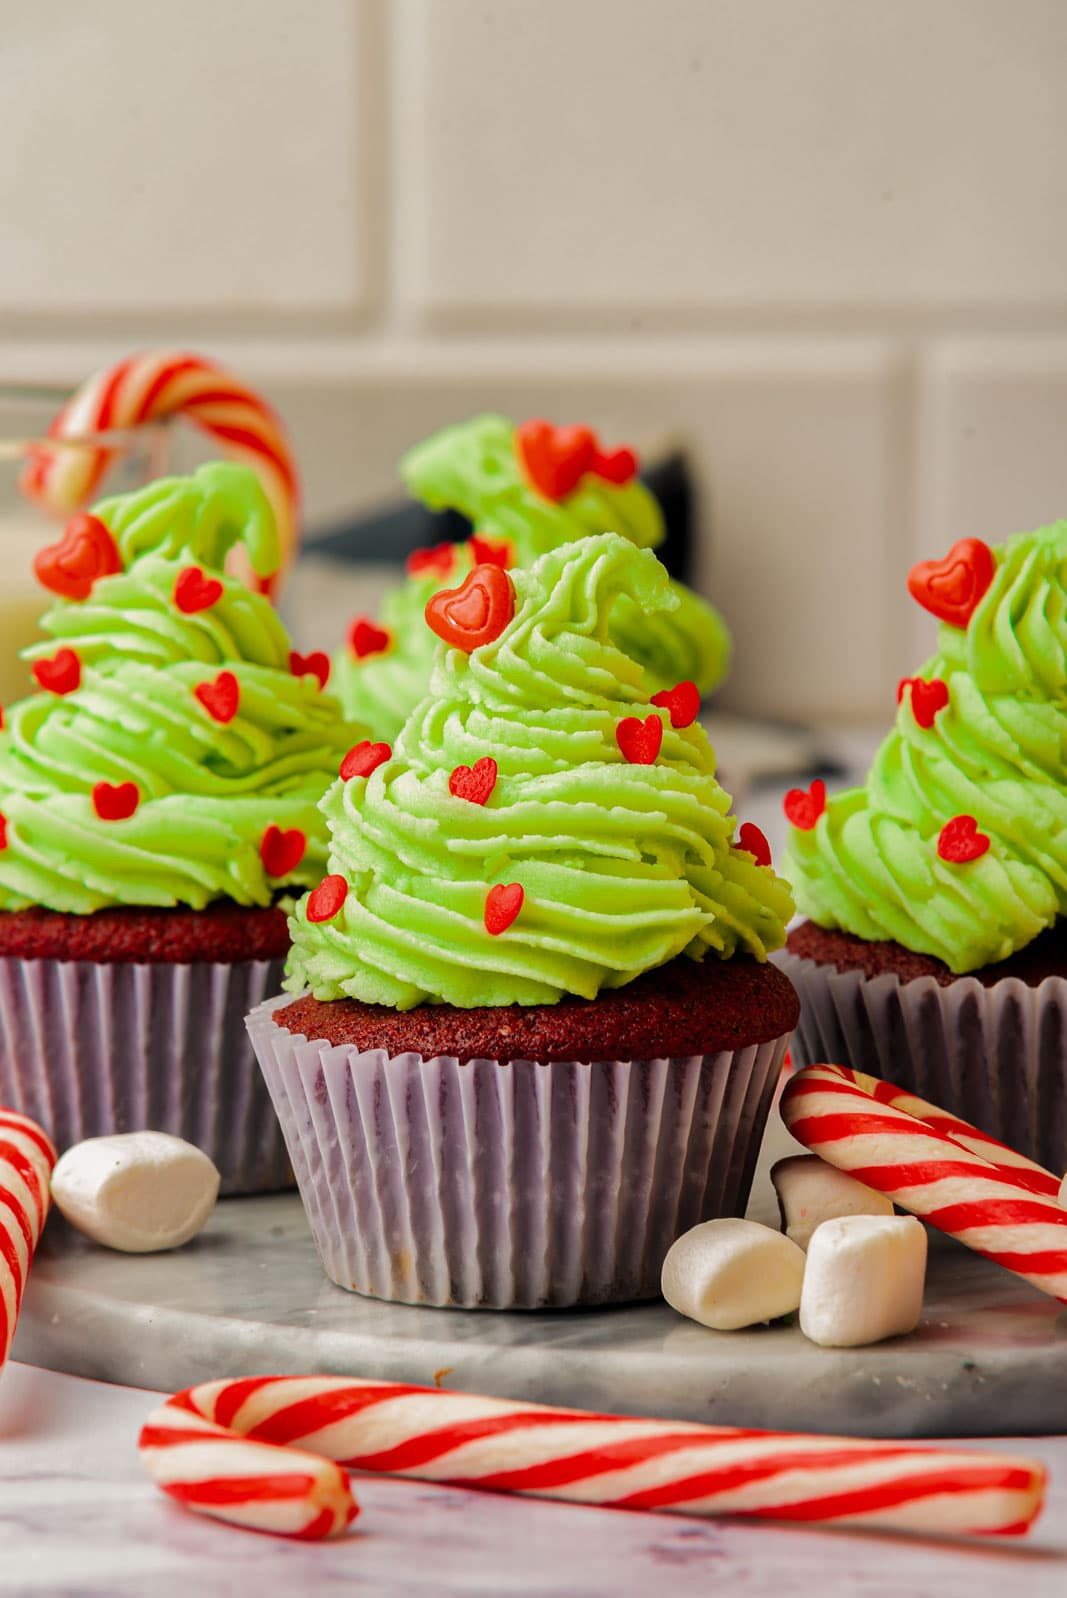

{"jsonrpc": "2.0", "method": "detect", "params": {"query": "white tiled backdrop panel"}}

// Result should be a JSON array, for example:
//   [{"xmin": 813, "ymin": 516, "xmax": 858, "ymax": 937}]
[{"xmin": 2, "ymin": 0, "xmax": 1066, "ymax": 721}]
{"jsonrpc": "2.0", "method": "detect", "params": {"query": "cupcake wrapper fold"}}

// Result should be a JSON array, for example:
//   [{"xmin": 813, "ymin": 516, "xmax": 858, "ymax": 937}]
[
  {"xmin": 0, "ymin": 954, "xmax": 293, "ymax": 1195},
  {"xmin": 775, "ymin": 949, "xmax": 1067, "ymax": 1174},
  {"xmin": 247, "ymin": 994, "xmax": 791, "ymax": 1310}
]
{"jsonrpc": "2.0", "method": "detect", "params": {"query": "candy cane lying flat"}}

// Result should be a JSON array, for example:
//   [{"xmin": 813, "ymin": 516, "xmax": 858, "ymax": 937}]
[
  {"xmin": 21, "ymin": 350, "xmax": 300, "ymax": 583},
  {"xmin": 0, "ymin": 1108, "xmax": 57, "ymax": 1371},
  {"xmin": 139, "ymin": 1375, "xmax": 1046, "ymax": 1540},
  {"xmin": 781, "ymin": 1063, "xmax": 1067, "ymax": 1302}
]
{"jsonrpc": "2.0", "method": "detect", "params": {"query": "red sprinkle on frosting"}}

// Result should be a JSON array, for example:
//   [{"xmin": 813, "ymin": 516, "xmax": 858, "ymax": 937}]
[
  {"xmin": 194, "ymin": 670, "xmax": 239, "ymax": 724},
  {"xmin": 737, "ymin": 822, "xmax": 772, "ymax": 867},
  {"xmin": 898, "ymin": 676, "xmax": 949, "ymax": 728},
  {"xmin": 937, "ymin": 814, "xmax": 990, "ymax": 863},
  {"xmin": 261, "ymin": 825, "xmax": 306, "ymax": 877},
  {"xmin": 425, "ymin": 564, "xmax": 515, "ymax": 652},
  {"xmin": 616, "ymin": 714, "xmax": 663, "ymax": 765},
  {"xmin": 92, "ymin": 781, "xmax": 139, "ymax": 821},
  {"xmin": 907, "ymin": 538, "xmax": 995, "ymax": 628},
  {"xmin": 307, "ymin": 874, "xmax": 348, "ymax": 923},
  {"xmin": 289, "ymin": 650, "xmax": 330, "ymax": 689},
  {"xmin": 341, "ymin": 740, "xmax": 391, "ymax": 781},
  {"xmin": 406, "ymin": 542, "xmax": 456, "ymax": 580},
  {"xmin": 347, "ymin": 617, "xmax": 391, "ymax": 660},
  {"xmin": 515, "ymin": 419, "xmax": 596, "ymax": 501},
  {"xmin": 784, "ymin": 779, "xmax": 826, "ymax": 830},
  {"xmin": 174, "ymin": 566, "xmax": 223, "ymax": 615},
  {"xmin": 589, "ymin": 444, "xmax": 638, "ymax": 485},
  {"xmin": 0, "ymin": 814, "xmax": 7, "ymax": 851},
  {"xmin": 650, "ymin": 680, "xmax": 700, "ymax": 729},
  {"xmin": 34, "ymin": 513, "xmax": 122, "ymax": 601},
  {"xmin": 469, "ymin": 534, "xmax": 513, "ymax": 570},
  {"xmin": 32, "ymin": 648, "xmax": 81, "ymax": 696},
  {"xmin": 448, "ymin": 756, "xmax": 497, "ymax": 805},
  {"xmin": 485, "ymin": 882, "xmax": 523, "ymax": 935}
]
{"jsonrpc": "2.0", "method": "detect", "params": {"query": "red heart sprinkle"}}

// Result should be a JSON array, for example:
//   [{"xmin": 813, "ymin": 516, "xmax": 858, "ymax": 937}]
[
  {"xmin": 33, "ymin": 648, "xmax": 81, "ymax": 696},
  {"xmin": 515, "ymin": 419, "xmax": 597, "ymax": 501},
  {"xmin": 289, "ymin": 650, "xmax": 330, "ymax": 689},
  {"xmin": 650, "ymin": 680, "xmax": 700, "ymax": 729},
  {"xmin": 340, "ymin": 740, "xmax": 392, "ymax": 781},
  {"xmin": 485, "ymin": 882, "xmax": 524, "ymax": 935},
  {"xmin": 899, "ymin": 676, "xmax": 949, "ymax": 729},
  {"xmin": 0, "ymin": 814, "xmax": 7, "ymax": 851},
  {"xmin": 33, "ymin": 513, "xmax": 122, "ymax": 601},
  {"xmin": 406, "ymin": 542, "xmax": 456, "ymax": 580},
  {"xmin": 174, "ymin": 566, "xmax": 224, "ymax": 615},
  {"xmin": 307, "ymin": 873, "xmax": 348, "ymax": 923},
  {"xmin": 194, "ymin": 670, "xmax": 239, "ymax": 724},
  {"xmin": 468, "ymin": 534, "xmax": 513, "ymax": 570},
  {"xmin": 937, "ymin": 814, "xmax": 990, "ymax": 864},
  {"xmin": 260, "ymin": 825, "xmax": 306, "ymax": 877},
  {"xmin": 784, "ymin": 779, "xmax": 826, "ymax": 830},
  {"xmin": 425, "ymin": 564, "xmax": 515, "ymax": 653},
  {"xmin": 347, "ymin": 617, "xmax": 392, "ymax": 660},
  {"xmin": 589, "ymin": 445, "xmax": 639, "ymax": 485},
  {"xmin": 616, "ymin": 714, "xmax": 663, "ymax": 765},
  {"xmin": 92, "ymin": 781, "xmax": 139, "ymax": 821},
  {"xmin": 907, "ymin": 538, "xmax": 995, "ymax": 628},
  {"xmin": 737, "ymin": 823, "xmax": 772, "ymax": 867},
  {"xmin": 449, "ymin": 756, "xmax": 498, "ymax": 805}
]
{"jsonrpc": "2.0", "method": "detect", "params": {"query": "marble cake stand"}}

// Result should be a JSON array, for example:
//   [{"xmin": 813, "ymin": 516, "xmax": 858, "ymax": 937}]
[{"xmin": 15, "ymin": 1176, "xmax": 1067, "ymax": 1439}]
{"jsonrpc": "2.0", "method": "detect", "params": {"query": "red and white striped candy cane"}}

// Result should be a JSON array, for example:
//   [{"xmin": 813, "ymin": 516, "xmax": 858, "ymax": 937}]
[
  {"xmin": 781, "ymin": 1063, "xmax": 1067, "ymax": 1301},
  {"xmin": 139, "ymin": 1374, "xmax": 1046, "ymax": 1540},
  {"xmin": 0, "ymin": 1108, "xmax": 57, "ymax": 1371},
  {"xmin": 21, "ymin": 351, "xmax": 300, "ymax": 585}
]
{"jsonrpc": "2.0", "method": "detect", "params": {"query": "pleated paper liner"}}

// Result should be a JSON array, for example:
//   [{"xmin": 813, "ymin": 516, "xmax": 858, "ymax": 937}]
[
  {"xmin": 247, "ymin": 993, "xmax": 791, "ymax": 1309},
  {"xmin": 775, "ymin": 949, "xmax": 1067, "ymax": 1175},
  {"xmin": 0, "ymin": 955, "xmax": 293, "ymax": 1194}
]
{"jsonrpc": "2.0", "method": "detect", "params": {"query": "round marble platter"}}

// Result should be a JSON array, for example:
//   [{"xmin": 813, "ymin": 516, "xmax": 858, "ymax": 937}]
[{"xmin": 16, "ymin": 1178, "xmax": 1067, "ymax": 1439}]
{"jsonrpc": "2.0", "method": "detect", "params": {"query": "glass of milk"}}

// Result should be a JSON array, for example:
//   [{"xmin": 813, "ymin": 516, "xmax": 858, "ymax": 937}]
[{"xmin": 0, "ymin": 388, "xmax": 167, "ymax": 705}]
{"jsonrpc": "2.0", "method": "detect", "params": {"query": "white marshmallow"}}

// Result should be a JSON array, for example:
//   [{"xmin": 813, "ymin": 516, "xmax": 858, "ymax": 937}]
[
  {"xmin": 661, "ymin": 1218, "xmax": 806, "ymax": 1331},
  {"xmin": 50, "ymin": 1132, "xmax": 220, "ymax": 1253},
  {"xmin": 799, "ymin": 1214, "xmax": 927, "ymax": 1348},
  {"xmin": 771, "ymin": 1153, "xmax": 894, "ymax": 1250}
]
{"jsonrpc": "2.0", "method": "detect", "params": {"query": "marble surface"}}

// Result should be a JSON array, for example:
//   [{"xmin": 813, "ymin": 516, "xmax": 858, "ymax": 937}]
[{"xmin": 2, "ymin": 1361, "xmax": 1066, "ymax": 1598}]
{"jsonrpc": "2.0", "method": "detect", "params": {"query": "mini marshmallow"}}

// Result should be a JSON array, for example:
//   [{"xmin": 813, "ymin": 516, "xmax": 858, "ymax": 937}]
[
  {"xmin": 50, "ymin": 1132, "xmax": 220, "ymax": 1254},
  {"xmin": 799, "ymin": 1214, "xmax": 927, "ymax": 1348},
  {"xmin": 661, "ymin": 1218, "xmax": 806, "ymax": 1331},
  {"xmin": 771, "ymin": 1153, "xmax": 894, "ymax": 1250}
]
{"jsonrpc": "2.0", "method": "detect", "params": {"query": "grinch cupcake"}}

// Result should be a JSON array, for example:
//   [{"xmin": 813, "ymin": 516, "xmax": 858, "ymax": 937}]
[
  {"xmin": 248, "ymin": 531, "xmax": 796, "ymax": 1307},
  {"xmin": 334, "ymin": 414, "xmax": 731, "ymax": 740},
  {"xmin": 778, "ymin": 524, "xmax": 1067, "ymax": 1171},
  {"xmin": 0, "ymin": 464, "xmax": 362, "ymax": 1190}
]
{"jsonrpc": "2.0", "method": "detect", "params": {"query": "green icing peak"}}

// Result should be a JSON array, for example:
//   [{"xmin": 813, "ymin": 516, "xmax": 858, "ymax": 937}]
[
  {"xmin": 333, "ymin": 414, "xmax": 731, "ymax": 741},
  {"xmin": 0, "ymin": 465, "xmax": 363, "ymax": 914},
  {"xmin": 785, "ymin": 519, "xmax": 1067, "ymax": 973},
  {"xmin": 288, "ymin": 531, "xmax": 792, "ymax": 1010}
]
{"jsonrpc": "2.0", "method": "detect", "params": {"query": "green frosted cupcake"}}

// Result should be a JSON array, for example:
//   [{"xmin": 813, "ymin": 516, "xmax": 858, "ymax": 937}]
[
  {"xmin": 249, "ymin": 531, "xmax": 797, "ymax": 1307},
  {"xmin": 778, "ymin": 523, "xmax": 1067, "ymax": 1170},
  {"xmin": 333, "ymin": 414, "xmax": 731, "ymax": 741},
  {"xmin": 0, "ymin": 464, "xmax": 364, "ymax": 1190}
]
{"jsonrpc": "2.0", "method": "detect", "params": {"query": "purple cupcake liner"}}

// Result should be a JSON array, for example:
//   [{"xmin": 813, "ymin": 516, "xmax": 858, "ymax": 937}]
[
  {"xmin": 0, "ymin": 954, "xmax": 293, "ymax": 1195},
  {"xmin": 247, "ymin": 993, "xmax": 791, "ymax": 1309},
  {"xmin": 775, "ymin": 949, "xmax": 1067, "ymax": 1174}
]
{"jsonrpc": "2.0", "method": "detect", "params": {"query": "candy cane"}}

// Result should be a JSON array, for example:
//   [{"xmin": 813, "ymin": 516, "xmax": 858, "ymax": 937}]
[
  {"xmin": 781, "ymin": 1063, "xmax": 1067, "ymax": 1301},
  {"xmin": 139, "ymin": 1375, "xmax": 1045, "ymax": 1540},
  {"xmin": 0, "ymin": 1108, "xmax": 57, "ymax": 1372},
  {"xmin": 20, "ymin": 351, "xmax": 300, "ymax": 584}
]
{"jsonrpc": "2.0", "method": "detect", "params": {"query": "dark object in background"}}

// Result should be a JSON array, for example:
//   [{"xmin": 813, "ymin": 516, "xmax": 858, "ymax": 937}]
[{"xmin": 305, "ymin": 453, "xmax": 696, "ymax": 583}]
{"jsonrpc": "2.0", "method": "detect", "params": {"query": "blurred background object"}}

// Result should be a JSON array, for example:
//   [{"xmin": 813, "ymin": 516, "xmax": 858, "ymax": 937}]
[{"xmin": 2, "ymin": 0, "xmax": 1066, "ymax": 733}]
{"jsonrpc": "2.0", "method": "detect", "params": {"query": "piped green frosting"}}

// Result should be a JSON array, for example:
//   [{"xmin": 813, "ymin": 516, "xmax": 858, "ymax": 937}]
[
  {"xmin": 0, "ymin": 463, "xmax": 364, "ymax": 914},
  {"xmin": 289, "ymin": 531, "xmax": 791, "ymax": 1009},
  {"xmin": 785, "ymin": 520, "xmax": 1067, "ymax": 973},
  {"xmin": 333, "ymin": 415, "xmax": 731, "ymax": 739}
]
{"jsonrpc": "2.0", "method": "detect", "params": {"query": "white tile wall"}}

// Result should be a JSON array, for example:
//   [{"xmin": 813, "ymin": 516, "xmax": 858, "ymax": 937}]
[{"xmin": 2, "ymin": 0, "xmax": 1066, "ymax": 721}]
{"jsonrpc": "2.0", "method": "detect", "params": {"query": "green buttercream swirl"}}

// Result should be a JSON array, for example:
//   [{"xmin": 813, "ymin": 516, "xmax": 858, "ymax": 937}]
[
  {"xmin": 0, "ymin": 464, "xmax": 363, "ymax": 914},
  {"xmin": 785, "ymin": 520, "xmax": 1067, "ymax": 973},
  {"xmin": 333, "ymin": 414, "xmax": 731, "ymax": 740},
  {"xmin": 289, "ymin": 532, "xmax": 791, "ymax": 1009}
]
